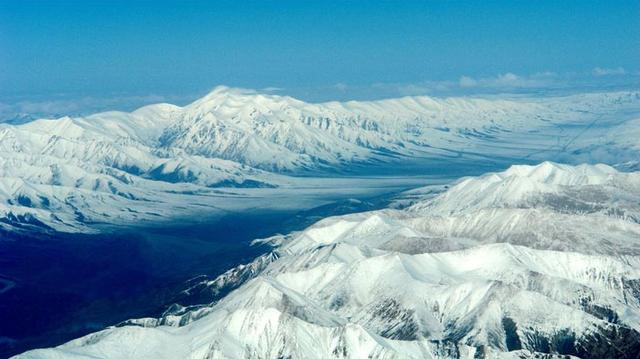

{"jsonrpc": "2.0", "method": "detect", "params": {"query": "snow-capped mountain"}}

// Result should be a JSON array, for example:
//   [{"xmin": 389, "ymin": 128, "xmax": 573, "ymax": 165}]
[
  {"xmin": 18, "ymin": 162, "xmax": 640, "ymax": 358},
  {"xmin": 158, "ymin": 87, "xmax": 640, "ymax": 172},
  {"xmin": 0, "ymin": 88, "xmax": 638, "ymax": 233}
]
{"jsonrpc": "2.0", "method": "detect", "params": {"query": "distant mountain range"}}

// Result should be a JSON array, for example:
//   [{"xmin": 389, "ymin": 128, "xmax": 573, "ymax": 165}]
[{"xmin": 1, "ymin": 88, "xmax": 638, "ymax": 233}]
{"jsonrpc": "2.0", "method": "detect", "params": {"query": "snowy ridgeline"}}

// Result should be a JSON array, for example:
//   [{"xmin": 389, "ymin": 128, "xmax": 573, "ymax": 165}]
[
  {"xmin": 17, "ymin": 162, "xmax": 640, "ymax": 358},
  {"xmin": 0, "ymin": 87, "xmax": 639, "ymax": 233}
]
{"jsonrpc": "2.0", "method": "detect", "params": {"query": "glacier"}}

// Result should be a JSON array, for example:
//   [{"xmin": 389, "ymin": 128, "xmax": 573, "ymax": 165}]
[{"xmin": 15, "ymin": 162, "xmax": 640, "ymax": 358}]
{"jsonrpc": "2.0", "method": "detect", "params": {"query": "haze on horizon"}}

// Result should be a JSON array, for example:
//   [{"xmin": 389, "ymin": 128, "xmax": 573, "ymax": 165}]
[{"xmin": 0, "ymin": 0, "xmax": 639, "ymax": 119}]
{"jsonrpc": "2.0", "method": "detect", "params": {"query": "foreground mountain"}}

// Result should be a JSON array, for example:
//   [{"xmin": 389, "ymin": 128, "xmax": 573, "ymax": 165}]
[
  {"xmin": 0, "ymin": 88, "xmax": 638, "ymax": 233},
  {"xmin": 18, "ymin": 162, "xmax": 640, "ymax": 358}
]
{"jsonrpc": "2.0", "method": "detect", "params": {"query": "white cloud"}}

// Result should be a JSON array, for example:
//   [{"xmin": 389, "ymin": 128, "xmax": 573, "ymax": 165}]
[
  {"xmin": 261, "ymin": 87, "xmax": 284, "ymax": 93},
  {"xmin": 286, "ymin": 68, "xmax": 638, "ymax": 102},
  {"xmin": 337, "ymin": 68, "xmax": 637, "ymax": 100},
  {"xmin": 497, "ymin": 72, "xmax": 519, "ymax": 83},
  {"xmin": 459, "ymin": 76, "xmax": 477, "ymax": 88},
  {"xmin": 3, "ymin": 68, "xmax": 638, "ymax": 119},
  {"xmin": 333, "ymin": 83, "xmax": 349, "ymax": 92},
  {"xmin": 456, "ymin": 72, "xmax": 557, "ymax": 90},
  {"xmin": 0, "ymin": 93, "xmax": 191, "ymax": 122},
  {"xmin": 592, "ymin": 67, "xmax": 626, "ymax": 76}
]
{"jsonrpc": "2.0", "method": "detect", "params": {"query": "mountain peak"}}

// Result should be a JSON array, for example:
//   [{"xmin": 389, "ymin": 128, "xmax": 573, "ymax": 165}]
[
  {"xmin": 201, "ymin": 85, "xmax": 258, "ymax": 99},
  {"xmin": 186, "ymin": 86, "xmax": 268, "ymax": 110},
  {"xmin": 182, "ymin": 86, "xmax": 308, "ymax": 119},
  {"xmin": 409, "ymin": 161, "xmax": 629, "ymax": 215}
]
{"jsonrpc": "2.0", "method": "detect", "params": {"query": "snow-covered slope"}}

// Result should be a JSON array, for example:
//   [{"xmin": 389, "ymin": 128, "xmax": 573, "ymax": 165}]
[
  {"xmin": 0, "ymin": 88, "xmax": 638, "ymax": 232},
  {"xmin": 159, "ymin": 87, "xmax": 640, "ymax": 171},
  {"xmin": 0, "ymin": 100, "xmax": 286, "ymax": 232},
  {"xmin": 18, "ymin": 162, "xmax": 640, "ymax": 358}
]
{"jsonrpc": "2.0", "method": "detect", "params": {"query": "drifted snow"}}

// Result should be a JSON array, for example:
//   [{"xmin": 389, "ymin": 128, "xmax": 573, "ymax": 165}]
[{"xmin": 17, "ymin": 163, "xmax": 640, "ymax": 358}]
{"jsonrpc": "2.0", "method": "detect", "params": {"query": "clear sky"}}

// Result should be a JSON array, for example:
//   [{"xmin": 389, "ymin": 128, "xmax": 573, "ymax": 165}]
[{"xmin": 0, "ymin": 0, "xmax": 638, "ymax": 117}]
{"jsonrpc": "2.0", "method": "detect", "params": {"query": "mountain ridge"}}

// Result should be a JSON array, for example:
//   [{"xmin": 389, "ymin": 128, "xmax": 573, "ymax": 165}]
[
  {"xmin": 16, "ymin": 162, "xmax": 640, "ymax": 358},
  {"xmin": 0, "ymin": 88, "xmax": 638, "ymax": 233}
]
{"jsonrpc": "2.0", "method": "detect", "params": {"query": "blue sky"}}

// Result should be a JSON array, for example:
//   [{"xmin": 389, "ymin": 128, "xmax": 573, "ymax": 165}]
[{"xmin": 0, "ymin": 0, "xmax": 638, "ymax": 117}]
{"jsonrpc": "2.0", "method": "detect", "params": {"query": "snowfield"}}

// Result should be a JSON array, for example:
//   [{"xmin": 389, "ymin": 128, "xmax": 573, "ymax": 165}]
[
  {"xmin": 0, "ymin": 88, "xmax": 639, "ymax": 233},
  {"xmin": 17, "ymin": 162, "xmax": 640, "ymax": 358}
]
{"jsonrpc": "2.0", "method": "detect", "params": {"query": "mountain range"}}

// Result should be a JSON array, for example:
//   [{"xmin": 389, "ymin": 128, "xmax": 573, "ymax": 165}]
[
  {"xmin": 16, "ymin": 162, "xmax": 640, "ymax": 358},
  {"xmin": 1, "ymin": 88, "xmax": 638, "ymax": 233}
]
